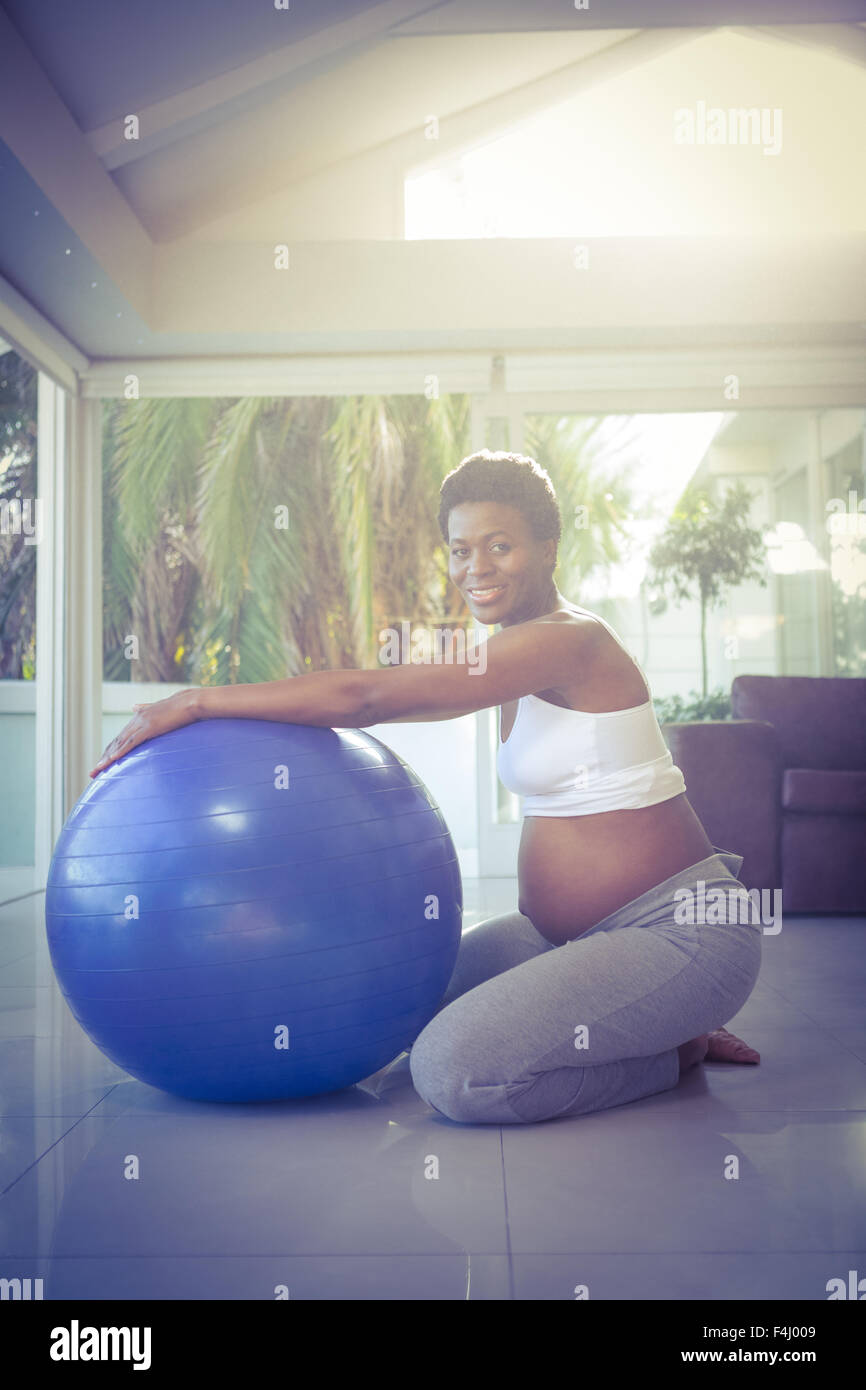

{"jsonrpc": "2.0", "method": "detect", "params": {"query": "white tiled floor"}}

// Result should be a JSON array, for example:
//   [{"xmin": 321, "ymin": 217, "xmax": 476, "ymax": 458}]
[{"xmin": 0, "ymin": 881, "xmax": 864, "ymax": 1300}]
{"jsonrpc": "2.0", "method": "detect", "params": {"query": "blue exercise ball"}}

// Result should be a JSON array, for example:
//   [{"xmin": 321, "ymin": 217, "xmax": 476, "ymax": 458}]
[{"xmin": 45, "ymin": 718, "xmax": 462, "ymax": 1102}]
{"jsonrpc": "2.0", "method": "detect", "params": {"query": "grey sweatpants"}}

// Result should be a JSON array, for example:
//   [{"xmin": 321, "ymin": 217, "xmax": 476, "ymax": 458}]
[{"xmin": 409, "ymin": 847, "xmax": 762, "ymax": 1124}]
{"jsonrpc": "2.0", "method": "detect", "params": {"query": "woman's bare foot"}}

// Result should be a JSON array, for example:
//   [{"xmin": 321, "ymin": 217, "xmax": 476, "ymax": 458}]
[
  {"xmin": 677, "ymin": 1028, "xmax": 760, "ymax": 1074},
  {"xmin": 677, "ymin": 1034, "xmax": 709, "ymax": 1072},
  {"xmin": 706, "ymin": 1027, "xmax": 760, "ymax": 1064}
]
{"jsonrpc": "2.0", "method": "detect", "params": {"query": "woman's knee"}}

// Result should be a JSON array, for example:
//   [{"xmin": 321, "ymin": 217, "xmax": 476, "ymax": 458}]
[
  {"xmin": 410, "ymin": 1055, "xmax": 529, "ymax": 1125},
  {"xmin": 408, "ymin": 1045, "xmax": 473, "ymax": 1122},
  {"xmin": 408, "ymin": 1010, "xmax": 513, "ymax": 1123},
  {"xmin": 699, "ymin": 925, "xmax": 762, "ymax": 1021},
  {"xmin": 437, "ymin": 909, "xmax": 553, "ymax": 1010}
]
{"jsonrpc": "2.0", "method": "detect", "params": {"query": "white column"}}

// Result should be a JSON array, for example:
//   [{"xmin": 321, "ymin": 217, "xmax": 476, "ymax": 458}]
[
  {"xmin": 809, "ymin": 413, "xmax": 834, "ymax": 675},
  {"xmin": 33, "ymin": 375, "xmax": 66, "ymax": 887},
  {"xmin": 33, "ymin": 380, "xmax": 102, "ymax": 884},
  {"xmin": 33, "ymin": 375, "xmax": 69, "ymax": 1255},
  {"xmin": 63, "ymin": 394, "xmax": 103, "ymax": 813}
]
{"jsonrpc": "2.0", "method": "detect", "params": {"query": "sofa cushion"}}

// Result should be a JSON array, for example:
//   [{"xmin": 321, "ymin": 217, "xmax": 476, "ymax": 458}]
[
  {"xmin": 782, "ymin": 815, "xmax": 866, "ymax": 913},
  {"xmin": 782, "ymin": 768, "xmax": 866, "ymax": 816},
  {"xmin": 732, "ymin": 676, "xmax": 866, "ymax": 770}
]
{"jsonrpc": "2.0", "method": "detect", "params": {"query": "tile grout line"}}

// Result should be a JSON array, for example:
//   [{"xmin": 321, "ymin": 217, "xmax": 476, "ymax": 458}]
[
  {"xmin": 5, "ymin": 1248, "xmax": 864, "ymax": 1259},
  {"xmin": 0, "ymin": 889, "xmax": 46, "ymax": 909},
  {"xmin": 498, "ymin": 1127, "xmax": 516, "ymax": 1300},
  {"xmin": 0, "ymin": 1085, "xmax": 122, "ymax": 1198}
]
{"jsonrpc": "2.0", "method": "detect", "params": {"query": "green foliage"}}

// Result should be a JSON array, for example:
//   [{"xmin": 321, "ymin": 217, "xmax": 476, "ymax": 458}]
[
  {"xmin": 653, "ymin": 687, "xmax": 733, "ymax": 724},
  {"xmin": 648, "ymin": 479, "xmax": 767, "ymax": 605},
  {"xmin": 99, "ymin": 392, "xmax": 474, "ymax": 683},
  {"xmin": 525, "ymin": 414, "xmax": 639, "ymax": 593},
  {"xmin": 829, "ymin": 534, "xmax": 866, "ymax": 677},
  {"xmin": 0, "ymin": 351, "xmax": 38, "ymax": 678},
  {"xmin": 102, "ymin": 396, "xmax": 218, "ymax": 682},
  {"xmin": 647, "ymin": 480, "xmax": 767, "ymax": 696},
  {"xmin": 94, "ymin": 395, "xmax": 646, "ymax": 684},
  {"xmin": 0, "ymin": 371, "xmax": 777, "ymax": 701}
]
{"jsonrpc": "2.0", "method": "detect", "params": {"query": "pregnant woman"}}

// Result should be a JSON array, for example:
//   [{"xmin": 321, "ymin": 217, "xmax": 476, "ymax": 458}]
[{"xmin": 92, "ymin": 450, "xmax": 761, "ymax": 1125}]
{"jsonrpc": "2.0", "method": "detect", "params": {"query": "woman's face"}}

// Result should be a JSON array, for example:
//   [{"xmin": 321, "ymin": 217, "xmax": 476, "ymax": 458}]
[{"xmin": 446, "ymin": 501, "xmax": 557, "ymax": 626}]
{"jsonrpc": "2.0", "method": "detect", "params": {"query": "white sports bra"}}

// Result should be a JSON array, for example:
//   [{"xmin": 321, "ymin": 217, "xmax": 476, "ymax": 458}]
[{"xmin": 496, "ymin": 616, "xmax": 686, "ymax": 818}]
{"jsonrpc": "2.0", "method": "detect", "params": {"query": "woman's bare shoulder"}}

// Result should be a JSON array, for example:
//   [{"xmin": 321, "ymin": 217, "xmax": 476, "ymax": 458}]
[{"xmin": 525, "ymin": 604, "xmax": 605, "ymax": 635}]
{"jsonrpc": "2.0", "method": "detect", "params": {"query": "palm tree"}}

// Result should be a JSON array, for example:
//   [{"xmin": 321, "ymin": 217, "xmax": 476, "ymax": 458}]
[
  {"xmin": 525, "ymin": 413, "xmax": 640, "ymax": 601},
  {"xmin": 6, "ymin": 384, "xmax": 644, "ymax": 687},
  {"xmin": 104, "ymin": 395, "xmax": 216, "ymax": 681},
  {"xmin": 326, "ymin": 392, "xmax": 472, "ymax": 667},
  {"xmin": 103, "ymin": 392, "xmax": 473, "ymax": 684}
]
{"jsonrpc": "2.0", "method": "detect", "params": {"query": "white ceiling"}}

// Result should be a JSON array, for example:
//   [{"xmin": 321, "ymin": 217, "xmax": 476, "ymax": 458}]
[{"xmin": 0, "ymin": 1, "xmax": 864, "ymax": 375}]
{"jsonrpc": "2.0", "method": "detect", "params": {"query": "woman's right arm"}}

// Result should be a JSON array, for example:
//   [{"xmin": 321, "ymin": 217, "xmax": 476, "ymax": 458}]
[{"xmin": 374, "ymin": 711, "xmax": 461, "ymax": 723}]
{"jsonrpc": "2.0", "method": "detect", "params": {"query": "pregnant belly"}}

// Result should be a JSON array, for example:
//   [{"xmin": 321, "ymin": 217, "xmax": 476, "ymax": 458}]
[{"xmin": 516, "ymin": 794, "xmax": 714, "ymax": 945}]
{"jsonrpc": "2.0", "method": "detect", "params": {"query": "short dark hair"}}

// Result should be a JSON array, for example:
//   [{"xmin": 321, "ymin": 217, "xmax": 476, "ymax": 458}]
[{"xmin": 438, "ymin": 450, "xmax": 562, "ymax": 547}]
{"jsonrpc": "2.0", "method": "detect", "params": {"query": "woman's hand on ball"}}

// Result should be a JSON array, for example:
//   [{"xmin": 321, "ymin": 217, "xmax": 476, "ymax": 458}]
[{"xmin": 90, "ymin": 690, "xmax": 199, "ymax": 778}]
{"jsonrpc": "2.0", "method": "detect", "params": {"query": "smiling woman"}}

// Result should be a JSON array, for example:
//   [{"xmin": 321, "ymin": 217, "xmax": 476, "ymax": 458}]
[{"xmin": 92, "ymin": 448, "xmax": 761, "ymax": 1125}]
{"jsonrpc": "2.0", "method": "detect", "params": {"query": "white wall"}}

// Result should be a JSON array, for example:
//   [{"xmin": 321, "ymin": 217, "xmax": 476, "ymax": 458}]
[{"xmin": 365, "ymin": 715, "xmax": 477, "ymax": 876}]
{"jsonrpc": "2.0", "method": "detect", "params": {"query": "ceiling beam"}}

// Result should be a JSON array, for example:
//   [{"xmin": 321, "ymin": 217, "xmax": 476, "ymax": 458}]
[
  {"xmin": 78, "ymin": 345, "xmax": 866, "ymax": 411},
  {"xmin": 395, "ymin": 26, "xmax": 709, "ymax": 179},
  {"xmin": 0, "ymin": 272, "xmax": 89, "ymax": 394},
  {"xmin": 0, "ymin": 7, "xmax": 153, "ymax": 314},
  {"xmin": 390, "ymin": 0, "xmax": 866, "ymax": 33},
  {"xmin": 731, "ymin": 23, "xmax": 866, "ymax": 69},
  {"xmin": 149, "ymin": 25, "xmax": 704, "ymax": 242},
  {"xmin": 149, "ymin": 235, "xmax": 866, "ymax": 338},
  {"xmin": 88, "ymin": 0, "xmax": 455, "ymax": 171}
]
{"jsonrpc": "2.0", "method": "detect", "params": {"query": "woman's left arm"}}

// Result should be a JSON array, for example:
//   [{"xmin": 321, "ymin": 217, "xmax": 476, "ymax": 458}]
[
  {"xmin": 193, "ymin": 620, "xmax": 589, "ymax": 728},
  {"xmin": 90, "ymin": 688, "xmax": 202, "ymax": 777},
  {"xmin": 91, "ymin": 620, "xmax": 593, "ymax": 776}
]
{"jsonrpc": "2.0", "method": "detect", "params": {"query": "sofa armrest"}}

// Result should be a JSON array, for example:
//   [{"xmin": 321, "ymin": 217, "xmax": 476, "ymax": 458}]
[{"xmin": 661, "ymin": 720, "xmax": 781, "ymax": 891}]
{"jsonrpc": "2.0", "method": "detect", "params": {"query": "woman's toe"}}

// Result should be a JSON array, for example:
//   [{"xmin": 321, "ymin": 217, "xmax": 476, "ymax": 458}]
[{"xmin": 706, "ymin": 1028, "xmax": 760, "ymax": 1064}]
